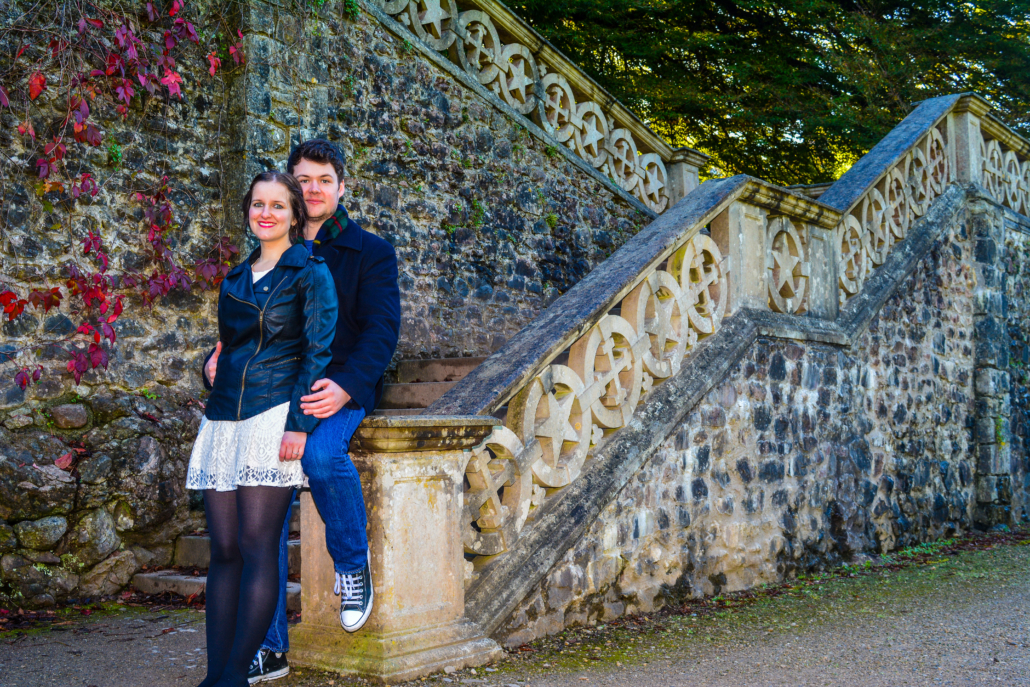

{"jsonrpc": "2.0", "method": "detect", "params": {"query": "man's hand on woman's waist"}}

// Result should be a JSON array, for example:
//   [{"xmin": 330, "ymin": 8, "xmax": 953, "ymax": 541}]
[{"xmin": 301, "ymin": 378, "xmax": 351, "ymax": 418}]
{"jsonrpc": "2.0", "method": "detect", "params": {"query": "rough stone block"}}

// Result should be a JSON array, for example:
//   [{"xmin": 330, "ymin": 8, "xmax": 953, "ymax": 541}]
[
  {"xmin": 79, "ymin": 550, "xmax": 139, "ymax": 597},
  {"xmin": 976, "ymin": 475, "xmax": 999, "ymax": 503},
  {"xmin": 49, "ymin": 404, "xmax": 88, "ymax": 429},
  {"xmin": 14, "ymin": 516, "xmax": 68, "ymax": 550},
  {"xmin": 975, "ymin": 368, "xmax": 1010, "ymax": 397},
  {"xmin": 976, "ymin": 442, "xmax": 1010, "ymax": 475}
]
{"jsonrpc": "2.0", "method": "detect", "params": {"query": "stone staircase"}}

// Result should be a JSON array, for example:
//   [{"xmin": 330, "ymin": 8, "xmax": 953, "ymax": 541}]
[
  {"xmin": 377, "ymin": 357, "xmax": 488, "ymax": 415},
  {"xmin": 130, "ymin": 356, "xmax": 488, "ymax": 606}
]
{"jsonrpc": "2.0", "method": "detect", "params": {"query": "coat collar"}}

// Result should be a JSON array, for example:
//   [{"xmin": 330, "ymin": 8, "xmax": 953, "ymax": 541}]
[
  {"xmin": 227, "ymin": 242, "xmax": 310, "ymax": 278},
  {"xmin": 224, "ymin": 242, "xmax": 309, "ymax": 304}
]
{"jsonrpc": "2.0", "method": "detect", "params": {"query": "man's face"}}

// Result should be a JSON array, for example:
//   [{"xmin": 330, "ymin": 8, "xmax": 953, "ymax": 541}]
[{"xmin": 292, "ymin": 158, "xmax": 345, "ymax": 223}]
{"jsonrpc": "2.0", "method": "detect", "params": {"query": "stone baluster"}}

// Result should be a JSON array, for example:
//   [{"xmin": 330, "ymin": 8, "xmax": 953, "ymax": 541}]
[{"xmin": 290, "ymin": 416, "xmax": 502, "ymax": 683}]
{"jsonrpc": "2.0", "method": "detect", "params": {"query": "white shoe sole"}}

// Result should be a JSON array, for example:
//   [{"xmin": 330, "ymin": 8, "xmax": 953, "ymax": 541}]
[{"xmin": 248, "ymin": 665, "xmax": 289, "ymax": 683}]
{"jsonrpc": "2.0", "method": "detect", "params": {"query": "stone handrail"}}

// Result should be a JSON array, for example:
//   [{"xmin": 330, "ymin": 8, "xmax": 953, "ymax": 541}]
[
  {"xmin": 820, "ymin": 93, "xmax": 1030, "ymax": 305},
  {"xmin": 370, "ymin": 0, "xmax": 708, "ymax": 213},
  {"xmin": 428, "ymin": 176, "xmax": 842, "ymax": 559}
]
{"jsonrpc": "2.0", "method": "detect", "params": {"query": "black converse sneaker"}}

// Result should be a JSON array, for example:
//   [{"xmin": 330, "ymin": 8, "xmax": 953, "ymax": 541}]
[
  {"xmin": 335, "ymin": 552, "xmax": 374, "ymax": 632},
  {"xmin": 247, "ymin": 648, "xmax": 289, "ymax": 684}
]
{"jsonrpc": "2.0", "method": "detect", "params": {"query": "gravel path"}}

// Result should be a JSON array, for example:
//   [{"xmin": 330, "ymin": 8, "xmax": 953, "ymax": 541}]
[{"xmin": 2, "ymin": 538, "xmax": 1027, "ymax": 687}]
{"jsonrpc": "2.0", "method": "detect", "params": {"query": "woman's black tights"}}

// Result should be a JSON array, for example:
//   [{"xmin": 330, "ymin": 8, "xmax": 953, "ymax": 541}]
[{"xmin": 198, "ymin": 486, "xmax": 295, "ymax": 687}]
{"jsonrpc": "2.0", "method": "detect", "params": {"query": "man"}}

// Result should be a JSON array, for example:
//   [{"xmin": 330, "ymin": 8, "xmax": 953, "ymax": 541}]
[{"xmin": 205, "ymin": 140, "xmax": 400, "ymax": 683}]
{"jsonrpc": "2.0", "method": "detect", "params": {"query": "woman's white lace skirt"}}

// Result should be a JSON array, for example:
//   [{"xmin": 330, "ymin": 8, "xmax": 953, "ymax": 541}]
[{"xmin": 185, "ymin": 402, "xmax": 304, "ymax": 491}]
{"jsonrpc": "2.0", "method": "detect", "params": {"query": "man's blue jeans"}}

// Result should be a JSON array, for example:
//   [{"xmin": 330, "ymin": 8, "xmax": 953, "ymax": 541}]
[{"xmin": 261, "ymin": 405, "xmax": 367, "ymax": 653}]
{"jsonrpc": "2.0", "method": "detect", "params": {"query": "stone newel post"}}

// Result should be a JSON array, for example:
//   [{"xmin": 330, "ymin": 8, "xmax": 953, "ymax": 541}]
[{"xmin": 290, "ymin": 416, "xmax": 502, "ymax": 684}]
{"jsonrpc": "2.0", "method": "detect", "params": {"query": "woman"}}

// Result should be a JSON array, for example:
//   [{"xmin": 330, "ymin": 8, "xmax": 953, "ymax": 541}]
[{"xmin": 186, "ymin": 170, "xmax": 337, "ymax": 687}]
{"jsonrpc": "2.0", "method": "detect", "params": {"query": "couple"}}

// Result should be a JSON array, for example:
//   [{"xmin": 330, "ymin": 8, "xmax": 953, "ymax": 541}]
[{"xmin": 184, "ymin": 139, "xmax": 401, "ymax": 686}]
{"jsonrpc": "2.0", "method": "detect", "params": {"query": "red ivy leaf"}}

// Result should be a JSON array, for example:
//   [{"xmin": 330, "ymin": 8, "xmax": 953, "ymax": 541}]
[
  {"xmin": 28, "ymin": 72, "xmax": 46, "ymax": 100},
  {"xmin": 36, "ymin": 158, "xmax": 52, "ymax": 178},
  {"xmin": 115, "ymin": 79, "xmax": 134, "ymax": 105},
  {"xmin": 206, "ymin": 52, "xmax": 221, "ymax": 77},
  {"xmin": 14, "ymin": 369, "xmax": 29, "ymax": 391},
  {"xmin": 17, "ymin": 119, "xmax": 35, "ymax": 139},
  {"xmin": 101, "ymin": 322, "xmax": 116, "ymax": 344},
  {"xmin": 0, "ymin": 290, "xmax": 28, "ymax": 321},
  {"xmin": 160, "ymin": 69, "xmax": 183, "ymax": 98},
  {"xmin": 88, "ymin": 343, "xmax": 108, "ymax": 370},
  {"xmin": 28, "ymin": 287, "xmax": 62, "ymax": 313},
  {"xmin": 54, "ymin": 452, "xmax": 75, "ymax": 470},
  {"xmin": 170, "ymin": 0, "xmax": 182, "ymax": 17},
  {"xmin": 106, "ymin": 295, "xmax": 124, "ymax": 323}
]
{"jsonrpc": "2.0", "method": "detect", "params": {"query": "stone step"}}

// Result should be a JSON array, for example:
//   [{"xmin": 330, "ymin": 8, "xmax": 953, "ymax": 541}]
[
  {"xmin": 174, "ymin": 537, "xmax": 301, "ymax": 575},
  {"xmin": 395, "ymin": 356, "xmax": 487, "ymax": 383},
  {"xmin": 379, "ymin": 381, "xmax": 456, "ymax": 409},
  {"xmin": 131, "ymin": 571, "xmax": 301, "ymax": 612}
]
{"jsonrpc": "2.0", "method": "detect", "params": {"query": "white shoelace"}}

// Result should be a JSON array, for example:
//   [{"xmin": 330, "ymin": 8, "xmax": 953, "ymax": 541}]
[
  {"xmin": 252, "ymin": 650, "xmax": 265, "ymax": 673},
  {"xmin": 334, "ymin": 571, "xmax": 364, "ymax": 603}
]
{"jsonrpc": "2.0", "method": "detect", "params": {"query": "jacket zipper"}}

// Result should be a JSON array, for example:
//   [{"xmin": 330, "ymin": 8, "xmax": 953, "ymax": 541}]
[{"xmin": 227, "ymin": 273, "xmax": 290, "ymax": 420}]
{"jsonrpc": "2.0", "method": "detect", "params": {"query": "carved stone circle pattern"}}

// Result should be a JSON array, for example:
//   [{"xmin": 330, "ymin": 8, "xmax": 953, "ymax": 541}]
[
  {"xmin": 461, "ymin": 226, "xmax": 734, "ymax": 558},
  {"xmin": 462, "ymin": 426, "xmax": 533, "ymax": 556},
  {"xmin": 622, "ymin": 270, "xmax": 694, "ymax": 380},
  {"xmin": 976, "ymin": 131, "xmax": 1030, "ymax": 216},
  {"xmin": 508, "ymin": 364, "xmax": 591, "ymax": 489},
  {"xmin": 406, "ymin": 0, "xmax": 458, "ymax": 51},
  {"xmin": 766, "ymin": 217, "xmax": 809, "ymax": 314},
  {"xmin": 838, "ymin": 125, "xmax": 953, "ymax": 303},
  {"xmin": 378, "ymin": 0, "xmax": 671, "ymax": 212}
]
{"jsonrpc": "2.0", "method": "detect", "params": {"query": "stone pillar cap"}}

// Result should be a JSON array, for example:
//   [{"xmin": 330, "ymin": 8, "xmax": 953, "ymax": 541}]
[{"xmin": 352, "ymin": 415, "xmax": 499, "ymax": 453}]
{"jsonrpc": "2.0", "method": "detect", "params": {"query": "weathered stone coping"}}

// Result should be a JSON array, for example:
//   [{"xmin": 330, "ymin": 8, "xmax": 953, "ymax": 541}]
[
  {"xmin": 819, "ymin": 93, "xmax": 1030, "ymax": 217},
  {"xmin": 356, "ymin": 0, "xmax": 658, "ymax": 218},
  {"xmin": 352, "ymin": 415, "xmax": 498, "ymax": 453},
  {"xmin": 464, "ymin": 183, "xmax": 971, "ymax": 635},
  {"xmin": 427, "ymin": 176, "xmax": 840, "ymax": 417},
  {"xmin": 461, "ymin": 0, "xmax": 676, "ymax": 158},
  {"xmin": 819, "ymin": 94, "xmax": 963, "ymax": 214},
  {"xmin": 1005, "ymin": 205, "xmax": 1030, "ymax": 235}
]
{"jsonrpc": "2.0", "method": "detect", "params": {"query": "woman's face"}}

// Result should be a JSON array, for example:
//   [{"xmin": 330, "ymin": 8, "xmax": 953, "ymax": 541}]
[{"xmin": 248, "ymin": 181, "xmax": 296, "ymax": 244}]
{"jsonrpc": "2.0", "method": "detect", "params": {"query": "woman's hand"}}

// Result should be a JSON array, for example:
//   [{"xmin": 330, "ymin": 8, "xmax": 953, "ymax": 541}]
[{"xmin": 280, "ymin": 431, "xmax": 307, "ymax": 461}]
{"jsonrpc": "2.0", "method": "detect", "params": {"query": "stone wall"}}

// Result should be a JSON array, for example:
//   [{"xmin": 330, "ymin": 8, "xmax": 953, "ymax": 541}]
[
  {"xmin": 498, "ymin": 197, "xmax": 984, "ymax": 646},
  {"xmin": 0, "ymin": 0, "xmax": 647, "ymax": 607},
  {"xmin": 0, "ymin": 6, "xmax": 224, "ymax": 606},
  {"xmin": 235, "ymin": 0, "xmax": 650, "ymax": 362}
]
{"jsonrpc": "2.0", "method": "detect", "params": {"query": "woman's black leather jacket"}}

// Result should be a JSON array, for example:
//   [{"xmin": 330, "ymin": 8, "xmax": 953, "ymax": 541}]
[{"xmin": 204, "ymin": 243, "xmax": 338, "ymax": 434}]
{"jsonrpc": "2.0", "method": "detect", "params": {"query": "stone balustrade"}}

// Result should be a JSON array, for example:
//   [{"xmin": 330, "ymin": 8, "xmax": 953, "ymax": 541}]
[
  {"xmin": 430, "ymin": 92, "xmax": 1030, "ymax": 574},
  {"xmin": 369, "ymin": 0, "xmax": 707, "ymax": 213},
  {"xmin": 820, "ymin": 93, "xmax": 1030, "ymax": 305},
  {"xmin": 430, "ymin": 176, "xmax": 843, "ymax": 567}
]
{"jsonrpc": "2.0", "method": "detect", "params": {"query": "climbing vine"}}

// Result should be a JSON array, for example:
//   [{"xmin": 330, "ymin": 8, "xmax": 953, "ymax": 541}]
[{"xmin": 0, "ymin": 0, "xmax": 243, "ymax": 390}]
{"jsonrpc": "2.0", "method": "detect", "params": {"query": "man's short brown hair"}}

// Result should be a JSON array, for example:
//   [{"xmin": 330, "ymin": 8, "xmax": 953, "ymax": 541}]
[{"xmin": 287, "ymin": 139, "xmax": 347, "ymax": 182}]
